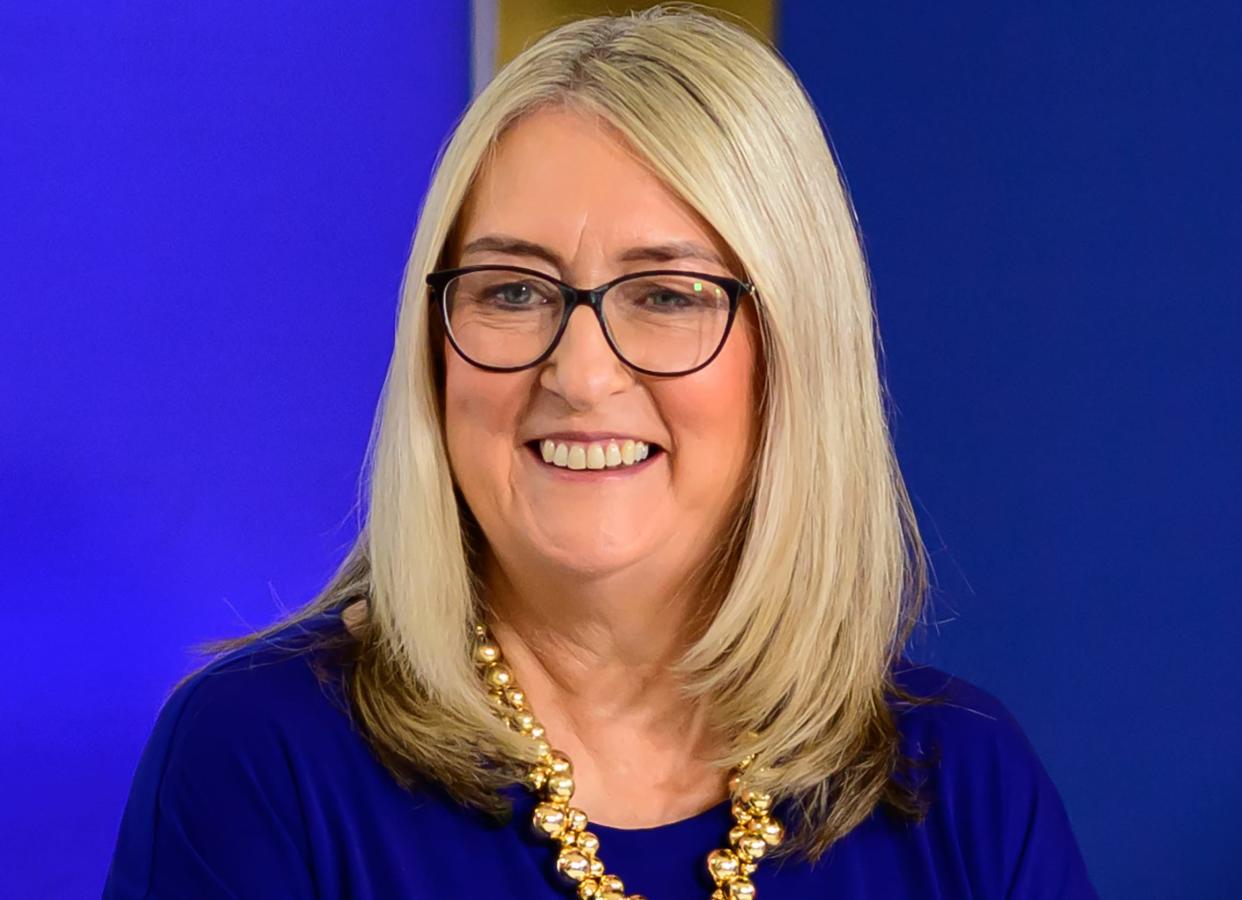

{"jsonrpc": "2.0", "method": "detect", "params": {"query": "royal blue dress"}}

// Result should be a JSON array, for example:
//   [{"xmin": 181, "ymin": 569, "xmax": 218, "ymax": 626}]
[{"xmin": 104, "ymin": 606, "xmax": 1097, "ymax": 898}]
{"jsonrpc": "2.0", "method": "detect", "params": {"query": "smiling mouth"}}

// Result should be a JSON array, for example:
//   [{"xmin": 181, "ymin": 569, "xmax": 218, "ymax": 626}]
[{"xmin": 524, "ymin": 438, "xmax": 665, "ymax": 473}]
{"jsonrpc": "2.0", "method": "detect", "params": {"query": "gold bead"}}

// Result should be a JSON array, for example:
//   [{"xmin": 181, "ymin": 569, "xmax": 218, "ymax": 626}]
[
  {"xmin": 588, "ymin": 857, "xmax": 605, "ymax": 878},
  {"xmin": 728, "ymin": 824, "xmax": 747, "ymax": 845},
  {"xmin": 738, "ymin": 834, "xmax": 768, "ymax": 860},
  {"xmin": 484, "ymin": 663, "xmax": 512, "ymax": 689},
  {"xmin": 706, "ymin": 848, "xmax": 740, "ymax": 884},
  {"xmin": 545, "ymin": 773, "xmax": 575, "ymax": 801},
  {"xmin": 530, "ymin": 737, "xmax": 551, "ymax": 759},
  {"xmin": 474, "ymin": 641, "xmax": 501, "ymax": 666},
  {"xmin": 731, "ymin": 801, "xmax": 753, "ymax": 823},
  {"xmin": 739, "ymin": 787, "xmax": 771, "ymax": 813},
  {"xmin": 510, "ymin": 709, "xmax": 538, "ymax": 733},
  {"xmin": 529, "ymin": 722, "xmax": 546, "ymax": 739},
  {"xmin": 564, "ymin": 806, "xmax": 589, "ymax": 832},
  {"xmin": 576, "ymin": 830, "xmax": 600, "ymax": 855},
  {"xmin": 556, "ymin": 848, "xmax": 592, "ymax": 883},
  {"xmin": 485, "ymin": 690, "xmax": 508, "ymax": 709},
  {"xmin": 577, "ymin": 879, "xmax": 600, "ymax": 899},
  {"xmin": 532, "ymin": 802, "xmax": 567, "ymax": 839},
  {"xmin": 598, "ymin": 874, "xmax": 625, "ymax": 894},
  {"xmin": 710, "ymin": 892, "xmax": 726, "ymax": 900},
  {"xmin": 724, "ymin": 877, "xmax": 756, "ymax": 899},
  {"xmin": 525, "ymin": 766, "xmax": 548, "ymax": 791},
  {"xmin": 757, "ymin": 816, "xmax": 784, "ymax": 846},
  {"xmin": 546, "ymin": 749, "xmax": 573, "ymax": 776},
  {"xmin": 741, "ymin": 860, "xmax": 758, "ymax": 876},
  {"xmin": 504, "ymin": 686, "xmax": 526, "ymax": 708},
  {"xmin": 597, "ymin": 891, "xmax": 625, "ymax": 900}
]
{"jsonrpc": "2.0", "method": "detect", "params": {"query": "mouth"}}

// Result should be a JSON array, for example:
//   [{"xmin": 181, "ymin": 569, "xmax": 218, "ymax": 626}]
[{"xmin": 523, "ymin": 438, "xmax": 665, "ymax": 475}]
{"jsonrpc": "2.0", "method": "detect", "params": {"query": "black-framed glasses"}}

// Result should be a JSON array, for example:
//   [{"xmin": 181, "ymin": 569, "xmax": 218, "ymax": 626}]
[{"xmin": 426, "ymin": 264, "xmax": 754, "ymax": 376}]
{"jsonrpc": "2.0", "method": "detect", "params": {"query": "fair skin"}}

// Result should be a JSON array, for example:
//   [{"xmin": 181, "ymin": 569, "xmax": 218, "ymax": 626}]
[{"xmin": 356, "ymin": 106, "xmax": 761, "ymax": 828}]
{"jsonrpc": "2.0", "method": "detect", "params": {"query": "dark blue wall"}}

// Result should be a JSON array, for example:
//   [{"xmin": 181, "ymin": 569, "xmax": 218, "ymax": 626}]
[
  {"xmin": 0, "ymin": 3, "xmax": 468, "ymax": 896},
  {"xmin": 778, "ymin": 2, "xmax": 1241, "ymax": 897}
]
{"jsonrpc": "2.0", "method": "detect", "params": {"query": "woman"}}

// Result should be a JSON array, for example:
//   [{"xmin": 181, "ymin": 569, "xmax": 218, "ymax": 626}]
[{"xmin": 105, "ymin": 7, "xmax": 1096, "ymax": 899}]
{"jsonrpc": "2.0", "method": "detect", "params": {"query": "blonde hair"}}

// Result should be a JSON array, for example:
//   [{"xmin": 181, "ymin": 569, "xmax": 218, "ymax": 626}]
[{"xmin": 193, "ymin": 3, "xmax": 934, "ymax": 860}]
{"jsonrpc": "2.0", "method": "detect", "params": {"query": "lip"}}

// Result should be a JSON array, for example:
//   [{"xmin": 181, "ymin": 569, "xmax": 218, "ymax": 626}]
[{"xmin": 520, "ymin": 441, "xmax": 664, "ymax": 478}]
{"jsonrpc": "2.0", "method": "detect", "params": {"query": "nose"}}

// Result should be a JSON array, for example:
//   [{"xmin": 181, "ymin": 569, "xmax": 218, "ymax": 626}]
[{"xmin": 538, "ymin": 305, "xmax": 633, "ymax": 409}]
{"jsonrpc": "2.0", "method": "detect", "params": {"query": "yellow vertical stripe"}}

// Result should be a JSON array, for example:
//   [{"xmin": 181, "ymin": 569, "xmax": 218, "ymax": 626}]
[{"xmin": 489, "ymin": 1, "xmax": 776, "ymax": 73}]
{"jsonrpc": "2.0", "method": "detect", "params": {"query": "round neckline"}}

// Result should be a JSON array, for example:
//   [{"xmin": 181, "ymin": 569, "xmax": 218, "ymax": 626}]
[
  {"xmin": 501, "ymin": 782, "xmax": 735, "ymax": 844},
  {"xmin": 587, "ymin": 796, "xmax": 733, "ymax": 837}
]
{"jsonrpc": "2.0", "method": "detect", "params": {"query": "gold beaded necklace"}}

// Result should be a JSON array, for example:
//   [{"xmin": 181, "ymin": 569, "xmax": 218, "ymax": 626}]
[{"xmin": 473, "ymin": 623, "xmax": 784, "ymax": 900}]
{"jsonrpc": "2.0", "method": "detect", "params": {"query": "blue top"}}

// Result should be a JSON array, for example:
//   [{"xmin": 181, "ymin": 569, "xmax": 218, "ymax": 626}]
[{"xmin": 104, "ymin": 607, "xmax": 1097, "ymax": 899}]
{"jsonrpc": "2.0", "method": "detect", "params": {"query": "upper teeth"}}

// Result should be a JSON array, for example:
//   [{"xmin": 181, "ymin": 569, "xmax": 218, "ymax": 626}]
[{"xmin": 539, "ymin": 438, "xmax": 651, "ymax": 470}]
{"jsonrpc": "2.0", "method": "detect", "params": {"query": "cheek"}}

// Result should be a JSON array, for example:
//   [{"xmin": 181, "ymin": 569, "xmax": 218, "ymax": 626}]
[
  {"xmin": 442, "ymin": 351, "xmax": 527, "ymax": 474},
  {"xmin": 662, "ymin": 321, "xmax": 759, "ymax": 504}
]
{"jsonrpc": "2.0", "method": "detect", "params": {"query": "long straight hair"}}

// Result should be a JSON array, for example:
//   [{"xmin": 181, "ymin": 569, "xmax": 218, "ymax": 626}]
[{"xmin": 192, "ymin": 4, "xmax": 934, "ymax": 860}]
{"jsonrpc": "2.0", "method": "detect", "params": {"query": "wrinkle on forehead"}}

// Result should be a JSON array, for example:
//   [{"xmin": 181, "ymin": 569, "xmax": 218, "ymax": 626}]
[{"xmin": 569, "ymin": 209, "xmax": 590, "ymax": 270}]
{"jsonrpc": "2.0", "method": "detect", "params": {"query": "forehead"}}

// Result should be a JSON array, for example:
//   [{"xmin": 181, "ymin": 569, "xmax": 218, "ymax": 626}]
[{"xmin": 451, "ymin": 106, "xmax": 732, "ymax": 267}]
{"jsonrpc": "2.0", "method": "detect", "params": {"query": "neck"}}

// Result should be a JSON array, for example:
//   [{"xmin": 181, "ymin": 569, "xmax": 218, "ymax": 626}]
[{"xmin": 481, "ymin": 548, "xmax": 730, "ymax": 826}]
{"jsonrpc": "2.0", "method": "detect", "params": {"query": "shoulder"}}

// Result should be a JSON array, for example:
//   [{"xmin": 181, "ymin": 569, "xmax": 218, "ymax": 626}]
[
  {"xmin": 160, "ymin": 609, "xmax": 353, "ymax": 765},
  {"xmin": 132, "ymin": 606, "xmax": 355, "ymax": 803},
  {"xmin": 890, "ymin": 660, "xmax": 1038, "ymax": 771},
  {"xmin": 105, "ymin": 609, "xmax": 353, "ymax": 897},
  {"xmin": 888, "ymin": 658, "xmax": 1057, "ymax": 804},
  {"xmin": 886, "ymin": 660, "xmax": 1098, "ymax": 898}
]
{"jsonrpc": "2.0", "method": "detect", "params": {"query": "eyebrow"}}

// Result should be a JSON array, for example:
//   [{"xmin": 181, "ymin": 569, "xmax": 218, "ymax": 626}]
[{"xmin": 460, "ymin": 234, "xmax": 725, "ymax": 270}]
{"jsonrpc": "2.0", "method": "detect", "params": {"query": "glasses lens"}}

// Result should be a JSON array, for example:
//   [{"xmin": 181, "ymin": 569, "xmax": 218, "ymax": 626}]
[
  {"xmin": 603, "ymin": 274, "xmax": 732, "ymax": 373},
  {"xmin": 444, "ymin": 271, "xmax": 564, "ymax": 368}
]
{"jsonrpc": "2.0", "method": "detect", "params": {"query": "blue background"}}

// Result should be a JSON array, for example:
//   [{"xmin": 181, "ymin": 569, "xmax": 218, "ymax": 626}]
[
  {"xmin": 779, "ymin": 2, "xmax": 1241, "ymax": 896},
  {"xmin": 2, "ymin": 2, "xmax": 1237, "ymax": 897}
]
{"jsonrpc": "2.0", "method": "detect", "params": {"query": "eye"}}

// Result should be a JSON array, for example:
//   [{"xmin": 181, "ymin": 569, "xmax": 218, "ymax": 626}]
[
  {"xmin": 636, "ymin": 280, "xmax": 725, "ymax": 311},
  {"xmin": 482, "ymin": 281, "xmax": 551, "ymax": 307},
  {"xmin": 643, "ymin": 289, "xmax": 696, "ymax": 309}
]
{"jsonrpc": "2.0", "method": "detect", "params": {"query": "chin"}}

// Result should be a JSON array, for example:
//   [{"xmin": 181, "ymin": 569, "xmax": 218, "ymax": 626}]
[{"xmin": 529, "ymin": 533, "xmax": 649, "ymax": 579}]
